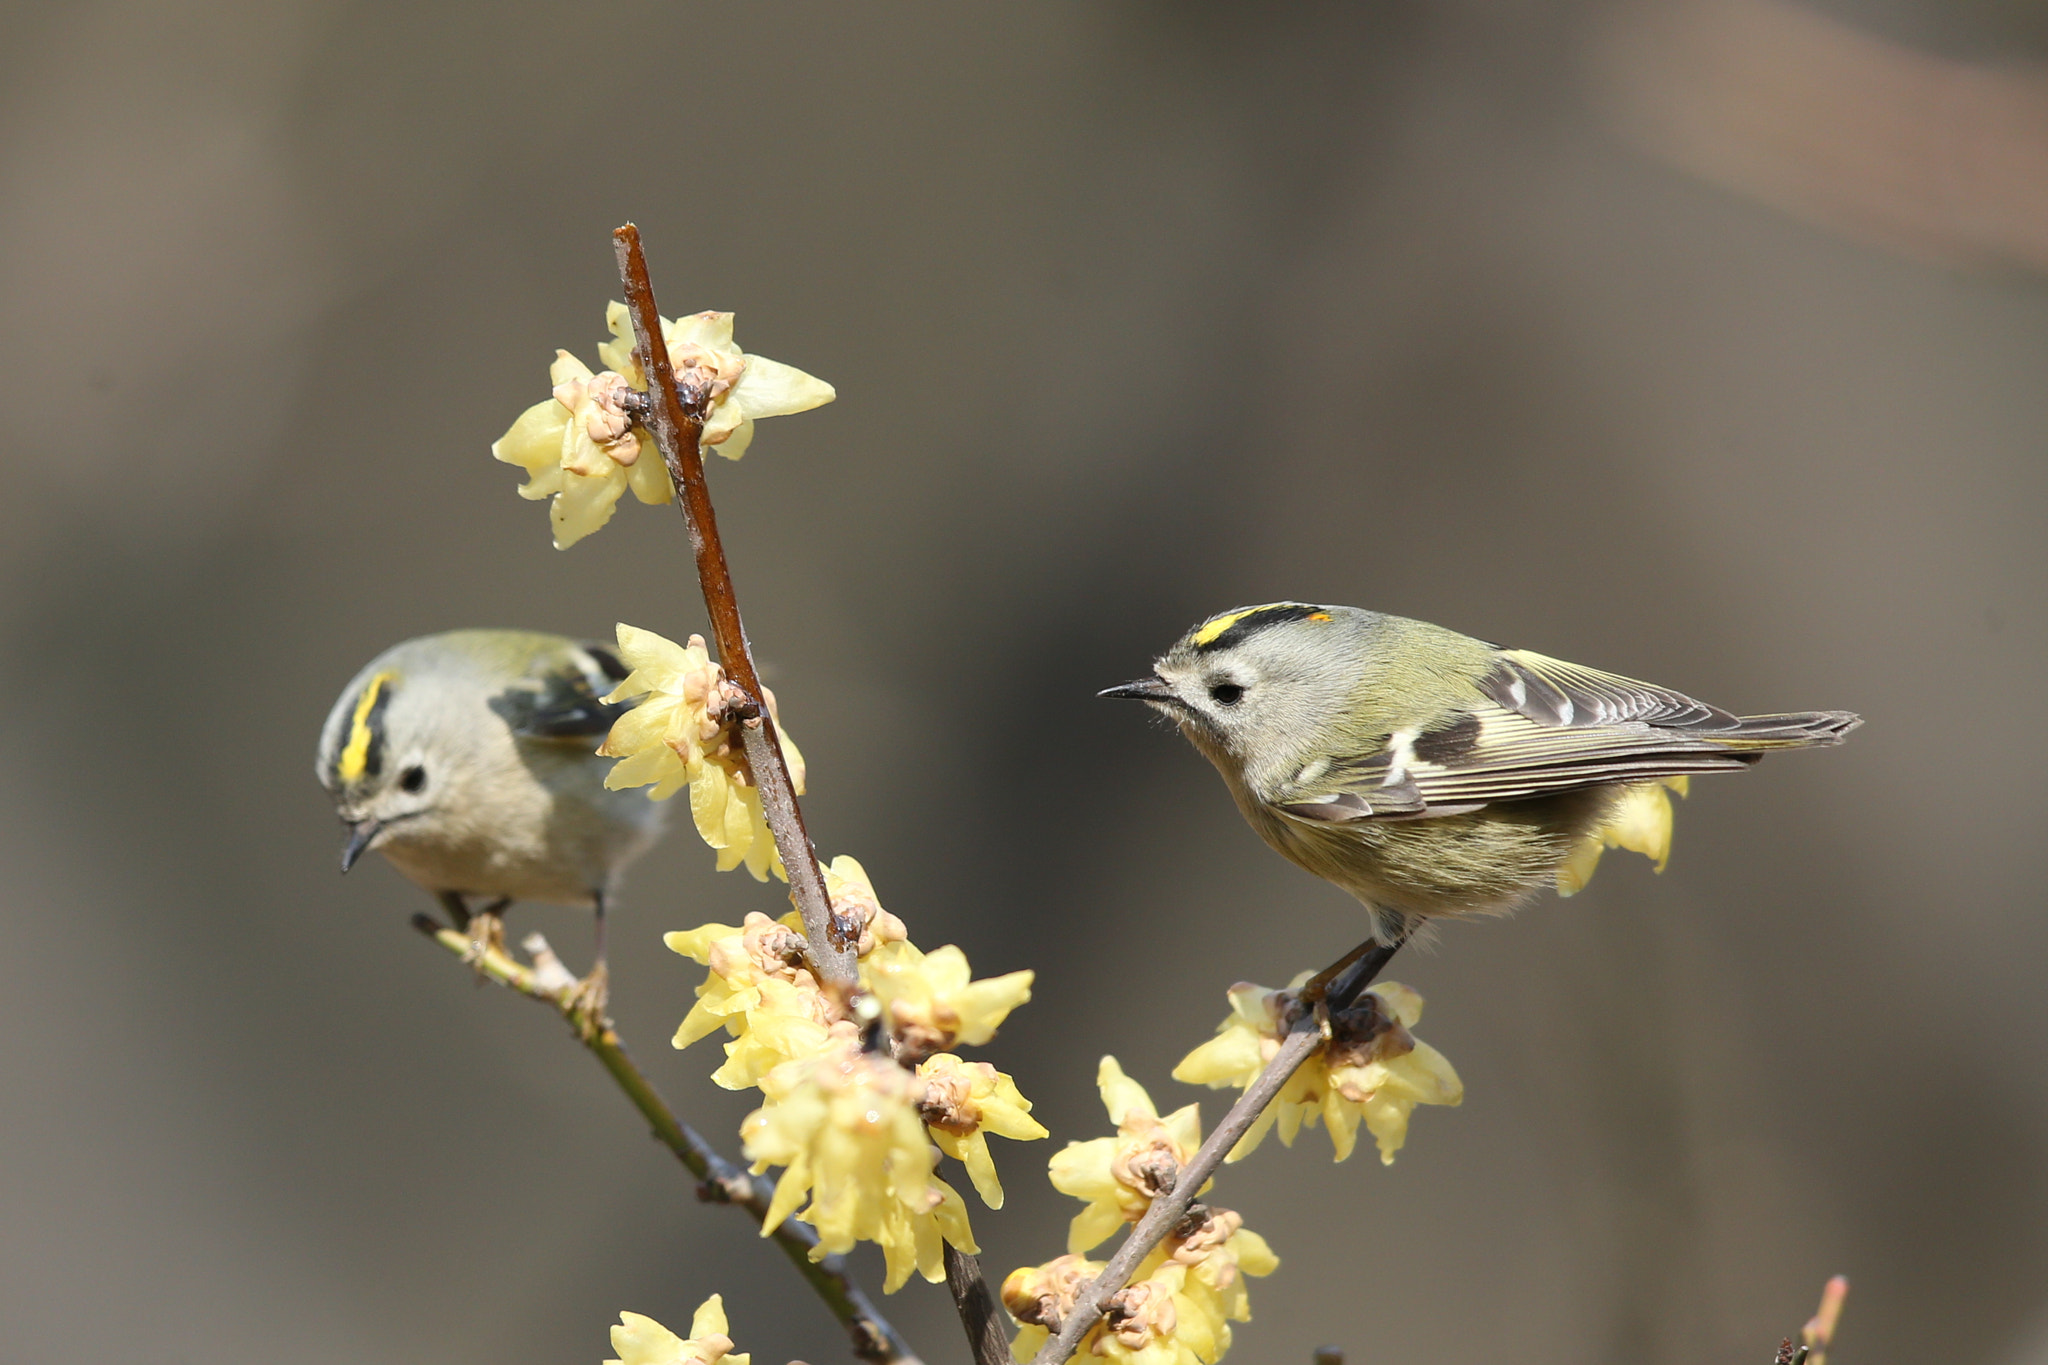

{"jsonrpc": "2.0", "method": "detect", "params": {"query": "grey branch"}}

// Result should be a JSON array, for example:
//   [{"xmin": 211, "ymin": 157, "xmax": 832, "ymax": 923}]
[{"xmin": 1028, "ymin": 943, "xmax": 1402, "ymax": 1365}]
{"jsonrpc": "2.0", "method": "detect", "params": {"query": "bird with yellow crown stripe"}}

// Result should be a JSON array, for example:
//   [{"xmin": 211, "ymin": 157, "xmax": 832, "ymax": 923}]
[
  {"xmin": 317, "ymin": 630, "xmax": 667, "ymax": 1018},
  {"xmin": 1103, "ymin": 603, "xmax": 1859, "ymax": 980}
]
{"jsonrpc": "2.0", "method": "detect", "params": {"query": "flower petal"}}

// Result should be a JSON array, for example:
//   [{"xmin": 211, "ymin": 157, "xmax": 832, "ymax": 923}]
[
  {"xmin": 1066, "ymin": 1198, "xmax": 1128, "ymax": 1256},
  {"xmin": 1097, "ymin": 1056, "xmax": 1157, "ymax": 1125},
  {"xmin": 731, "ymin": 353, "xmax": 836, "ymax": 420}
]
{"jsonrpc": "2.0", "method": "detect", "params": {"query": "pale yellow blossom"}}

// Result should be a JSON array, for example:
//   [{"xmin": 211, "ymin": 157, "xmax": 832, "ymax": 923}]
[
  {"xmin": 1048, "ymin": 1058, "xmax": 1205, "ymax": 1255},
  {"xmin": 1158, "ymin": 1206, "xmax": 1278, "ymax": 1330},
  {"xmin": 742, "ymin": 1036, "xmax": 977, "ymax": 1292},
  {"xmin": 667, "ymin": 912, "xmax": 833, "ymax": 1090},
  {"xmin": 1174, "ymin": 978, "xmax": 1461, "ymax": 1165},
  {"xmin": 1001, "ymin": 1239, "xmax": 1264, "ymax": 1365},
  {"xmin": 605, "ymin": 1295, "xmax": 748, "ymax": 1365},
  {"xmin": 599, "ymin": 625, "xmax": 803, "ymax": 881},
  {"xmin": 492, "ymin": 350, "xmax": 670, "ymax": 549},
  {"xmin": 821, "ymin": 855, "xmax": 908, "ymax": 956},
  {"xmin": 598, "ymin": 301, "xmax": 834, "ymax": 462},
  {"xmin": 916, "ymin": 1052, "xmax": 1048, "ymax": 1209},
  {"xmin": 1099, "ymin": 1264, "xmax": 1215, "ymax": 1365},
  {"xmin": 1001, "ymin": 1254, "xmax": 1100, "ymax": 1364},
  {"xmin": 862, "ymin": 940, "xmax": 1033, "ymax": 1064},
  {"xmin": 1555, "ymin": 776, "xmax": 1689, "ymax": 895}
]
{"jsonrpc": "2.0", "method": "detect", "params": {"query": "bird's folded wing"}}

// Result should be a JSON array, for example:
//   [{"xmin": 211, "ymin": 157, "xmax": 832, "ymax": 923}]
[
  {"xmin": 1274, "ymin": 650, "xmax": 1856, "ymax": 823},
  {"xmin": 490, "ymin": 643, "xmax": 636, "ymax": 740}
]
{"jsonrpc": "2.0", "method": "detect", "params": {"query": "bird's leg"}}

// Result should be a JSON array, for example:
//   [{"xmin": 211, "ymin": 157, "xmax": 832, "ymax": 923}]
[
  {"xmin": 436, "ymin": 890, "xmax": 472, "ymax": 931},
  {"xmin": 566, "ymin": 890, "xmax": 611, "ymax": 1033},
  {"xmin": 458, "ymin": 896, "xmax": 512, "ymax": 966},
  {"xmin": 1291, "ymin": 933, "xmax": 1408, "ymax": 1032}
]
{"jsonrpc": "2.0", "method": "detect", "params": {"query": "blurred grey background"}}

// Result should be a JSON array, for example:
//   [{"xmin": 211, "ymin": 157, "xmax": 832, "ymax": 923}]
[{"xmin": 3, "ymin": 2, "xmax": 2044, "ymax": 1362}]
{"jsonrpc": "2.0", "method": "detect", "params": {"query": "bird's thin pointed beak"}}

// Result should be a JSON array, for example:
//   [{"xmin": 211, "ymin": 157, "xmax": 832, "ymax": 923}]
[
  {"xmin": 1099, "ymin": 676, "xmax": 1175, "ymax": 702},
  {"xmin": 340, "ymin": 819, "xmax": 381, "ymax": 873}
]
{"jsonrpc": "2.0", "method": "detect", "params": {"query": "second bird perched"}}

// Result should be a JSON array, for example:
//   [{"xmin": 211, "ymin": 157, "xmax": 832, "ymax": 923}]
[
  {"xmin": 316, "ymin": 629, "xmax": 669, "ymax": 1014},
  {"xmin": 1104, "ymin": 603, "xmax": 1859, "ymax": 949}
]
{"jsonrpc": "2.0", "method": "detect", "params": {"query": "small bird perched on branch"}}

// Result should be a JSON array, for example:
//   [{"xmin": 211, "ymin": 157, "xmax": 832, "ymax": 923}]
[
  {"xmin": 316, "ymin": 629, "xmax": 667, "ymax": 1015},
  {"xmin": 1103, "ymin": 603, "xmax": 1859, "ymax": 958}
]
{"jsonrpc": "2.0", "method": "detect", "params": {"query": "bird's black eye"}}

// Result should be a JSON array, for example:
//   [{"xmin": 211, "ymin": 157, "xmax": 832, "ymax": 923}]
[
  {"xmin": 1209, "ymin": 682, "xmax": 1245, "ymax": 706},
  {"xmin": 399, "ymin": 765, "xmax": 427, "ymax": 794}
]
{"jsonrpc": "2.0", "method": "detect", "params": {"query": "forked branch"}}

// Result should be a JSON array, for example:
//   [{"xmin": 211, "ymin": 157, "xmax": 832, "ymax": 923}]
[
  {"xmin": 1028, "ymin": 943, "xmax": 1403, "ymax": 1365},
  {"xmin": 412, "ymin": 918, "xmax": 919, "ymax": 1365}
]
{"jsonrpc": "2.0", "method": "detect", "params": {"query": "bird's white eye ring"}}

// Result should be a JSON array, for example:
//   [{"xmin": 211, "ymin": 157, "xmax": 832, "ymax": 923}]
[{"xmin": 1209, "ymin": 682, "xmax": 1245, "ymax": 706}]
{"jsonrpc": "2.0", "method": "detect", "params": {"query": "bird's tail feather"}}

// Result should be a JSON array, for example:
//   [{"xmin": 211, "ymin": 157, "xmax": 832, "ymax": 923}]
[{"xmin": 1723, "ymin": 710, "xmax": 1862, "ymax": 749}]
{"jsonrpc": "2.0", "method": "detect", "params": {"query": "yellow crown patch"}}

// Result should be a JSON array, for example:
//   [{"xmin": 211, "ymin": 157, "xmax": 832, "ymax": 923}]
[{"xmin": 337, "ymin": 671, "xmax": 397, "ymax": 784}]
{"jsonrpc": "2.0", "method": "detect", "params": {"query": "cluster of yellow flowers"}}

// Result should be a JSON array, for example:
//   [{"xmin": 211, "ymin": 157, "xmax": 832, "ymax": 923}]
[
  {"xmin": 1005, "ymin": 1060, "xmax": 1277, "ymax": 1365},
  {"xmin": 493, "ymin": 302, "xmax": 834, "ymax": 549},
  {"xmin": 1174, "ymin": 977, "xmax": 1462, "ymax": 1165},
  {"xmin": 504, "ymin": 284, "xmax": 1484, "ymax": 1365},
  {"xmin": 597, "ymin": 624, "xmax": 803, "ymax": 881},
  {"xmin": 605, "ymin": 1295, "xmax": 746, "ymax": 1365},
  {"xmin": 669, "ymin": 859, "xmax": 1044, "ymax": 1291}
]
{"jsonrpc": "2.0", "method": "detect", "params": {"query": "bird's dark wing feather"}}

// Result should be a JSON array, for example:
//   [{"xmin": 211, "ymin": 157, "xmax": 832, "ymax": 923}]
[
  {"xmin": 490, "ymin": 643, "xmax": 636, "ymax": 740},
  {"xmin": 1273, "ymin": 650, "xmax": 1858, "ymax": 825},
  {"xmin": 1477, "ymin": 650, "xmax": 1741, "ymax": 730}
]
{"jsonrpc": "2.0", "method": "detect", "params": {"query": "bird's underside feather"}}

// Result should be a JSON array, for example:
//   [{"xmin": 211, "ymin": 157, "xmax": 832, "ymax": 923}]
[{"xmin": 1275, "ymin": 649, "xmax": 1859, "ymax": 824}]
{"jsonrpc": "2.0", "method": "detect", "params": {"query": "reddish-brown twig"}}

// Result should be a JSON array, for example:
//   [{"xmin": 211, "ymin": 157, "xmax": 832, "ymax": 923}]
[
  {"xmin": 609, "ymin": 225, "xmax": 1004, "ymax": 1365},
  {"xmin": 610, "ymin": 223, "xmax": 856, "ymax": 991}
]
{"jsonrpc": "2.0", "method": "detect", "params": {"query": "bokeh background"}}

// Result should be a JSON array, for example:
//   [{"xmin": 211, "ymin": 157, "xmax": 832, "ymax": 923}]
[{"xmin": 4, "ymin": 2, "xmax": 2045, "ymax": 1362}]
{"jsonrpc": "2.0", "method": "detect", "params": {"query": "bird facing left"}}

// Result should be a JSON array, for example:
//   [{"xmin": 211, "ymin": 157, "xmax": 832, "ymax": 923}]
[{"xmin": 315, "ymin": 628, "xmax": 668, "ymax": 1016}]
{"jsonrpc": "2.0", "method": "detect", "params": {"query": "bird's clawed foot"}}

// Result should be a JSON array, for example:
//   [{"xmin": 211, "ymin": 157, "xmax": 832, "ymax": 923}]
[
  {"xmin": 1286, "ymin": 934, "xmax": 1409, "ymax": 1031},
  {"xmin": 458, "ymin": 899, "xmax": 511, "ymax": 970},
  {"xmin": 565, "ymin": 959, "xmax": 611, "ymax": 1038}
]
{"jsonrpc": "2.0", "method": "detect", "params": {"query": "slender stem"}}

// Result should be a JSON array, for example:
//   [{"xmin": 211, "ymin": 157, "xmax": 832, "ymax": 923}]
[
  {"xmin": 944, "ymin": 1243, "xmax": 1012, "ymax": 1365},
  {"xmin": 1802, "ymin": 1274, "xmax": 1849, "ymax": 1365},
  {"xmin": 608, "ymin": 224, "xmax": 1002, "ymax": 1362},
  {"xmin": 412, "ymin": 918, "xmax": 918, "ymax": 1365},
  {"xmin": 1028, "ymin": 942, "xmax": 1404, "ymax": 1365},
  {"xmin": 610, "ymin": 222, "xmax": 855, "ymax": 990}
]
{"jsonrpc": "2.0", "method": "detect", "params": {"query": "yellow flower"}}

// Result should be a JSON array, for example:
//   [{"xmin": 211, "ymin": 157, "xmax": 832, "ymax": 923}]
[
  {"xmin": 667, "ymin": 912, "xmax": 834, "ymax": 1090},
  {"xmin": 742, "ymin": 1037, "xmax": 977, "ymax": 1292},
  {"xmin": 598, "ymin": 301, "xmax": 834, "ymax": 462},
  {"xmin": 1174, "ymin": 978, "xmax": 1461, "ymax": 1165},
  {"xmin": 606, "ymin": 1295, "xmax": 748, "ymax": 1365},
  {"xmin": 492, "ymin": 350, "xmax": 670, "ymax": 549},
  {"xmin": 1001, "ymin": 1246, "xmax": 1255, "ymax": 1365},
  {"xmin": 862, "ymin": 940, "xmax": 1034, "ymax": 1064},
  {"xmin": 1323, "ymin": 982, "xmax": 1463, "ymax": 1164},
  {"xmin": 598, "ymin": 625, "xmax": 804, "ymax": 881},
  {"xmin": 495, "ymin": 303, "xmax": 829, "ymax": 547},
  {"xmin": 1001, "ymin": 1254, "xmax": 1101, "ymax": 1364},
  {"xmin": 1098, "ymin": 1262, "xmax": 1220, "ymax": 1365},
  {"xmin": 916, "ymin": 1052, "xmax": 1048, "ymax": 1209},
  {"xmin": 1555, "ymin": 776, "xmax": 1689, "ymax": 896},
  {"xmin": 1157, "ymin": 1205, "xmax": 1278, "ymax": 1330},
  {"xmin": 1048, "ymin": 1058, "xmax": 1205, "ymax": 1255},
  {"xmin": 821, "ymin": 855, "xmax": 908, "ymax": 957}
]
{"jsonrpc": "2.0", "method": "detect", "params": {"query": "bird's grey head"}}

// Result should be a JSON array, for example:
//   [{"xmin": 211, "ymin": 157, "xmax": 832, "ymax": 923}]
[
  {"xmin": 316, "ymin": 657, "xmax": 462, "ymax": 872},
  {"xmin": 1099, "ymin": 603, "xmax": 1373, "ymax": 775}
]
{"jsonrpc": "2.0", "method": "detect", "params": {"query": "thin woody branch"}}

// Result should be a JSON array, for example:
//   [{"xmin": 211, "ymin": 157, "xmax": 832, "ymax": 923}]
[
  {"xmin": 1029, "ymin": 943, "xmax": 1404, "ymax": 1365},
  {"xmin": 412, "ymin": 917, "xmax": 919, "ymax": 1365},
  {"xmin": 945, "ymin": 1243, "xmax": 1013, "ymax": 1365},
  {"xmin": 608, "ymin": 224, "xmax": 1004, "ymax": 1365},
  {"xmin": 610, "ymin": 222, "xmax": 856, "ymax": 991}
]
